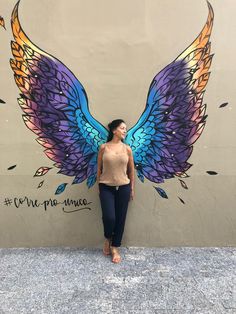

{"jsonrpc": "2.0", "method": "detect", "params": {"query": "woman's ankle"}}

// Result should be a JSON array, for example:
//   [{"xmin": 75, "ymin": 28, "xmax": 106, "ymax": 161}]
[{"xmin": 110, "ymin": 246, "xmax": 119, "ymax": 250}]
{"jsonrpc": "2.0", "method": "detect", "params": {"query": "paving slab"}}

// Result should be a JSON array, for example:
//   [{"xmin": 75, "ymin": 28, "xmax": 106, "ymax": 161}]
[{"xmin": 0, "ymin": 247, "xmax": 235, "ymax": 313}]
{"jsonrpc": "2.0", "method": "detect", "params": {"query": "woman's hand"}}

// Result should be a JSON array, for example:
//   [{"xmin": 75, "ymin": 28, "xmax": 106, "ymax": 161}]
[{"xmin": 130, "ymin": 189, "xmax": 134, "ymax": 201}]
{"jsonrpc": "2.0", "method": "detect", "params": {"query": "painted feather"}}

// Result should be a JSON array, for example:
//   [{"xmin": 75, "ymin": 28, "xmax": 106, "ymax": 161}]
[{"xmin": 0, "ymin": 16, "xmax": 6, "ymax": 30}]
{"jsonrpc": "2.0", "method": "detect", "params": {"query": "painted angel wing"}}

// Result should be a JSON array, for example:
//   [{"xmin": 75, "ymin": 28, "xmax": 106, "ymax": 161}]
[
  {"xmin": 10, "ymin": 1, "xmax": 108, "ymax": 188},
  {"xmin": 125, "ymin": 1, "xmax": 214, "ymax": 184}
]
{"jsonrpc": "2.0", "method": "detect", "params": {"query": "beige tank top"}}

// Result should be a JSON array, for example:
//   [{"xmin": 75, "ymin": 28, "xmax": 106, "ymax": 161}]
[{"xmin": 99, "ymin": 142, "xmax": 130, "ymax": 186}]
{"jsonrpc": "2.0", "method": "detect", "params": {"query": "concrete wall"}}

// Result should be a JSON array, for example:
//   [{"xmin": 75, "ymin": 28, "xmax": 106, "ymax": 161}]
[{"xmin": 0, "ymin": 0, "xmax": 235, "ymax": 248}]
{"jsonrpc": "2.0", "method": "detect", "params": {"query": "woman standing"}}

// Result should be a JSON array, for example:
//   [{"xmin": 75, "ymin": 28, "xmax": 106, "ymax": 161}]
[{"xmin": 97, "ymin": 119, "xmax": 135, "ymax": 263}]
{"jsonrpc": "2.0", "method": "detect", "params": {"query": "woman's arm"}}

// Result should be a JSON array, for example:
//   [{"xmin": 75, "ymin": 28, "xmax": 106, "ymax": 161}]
[
  {"xmin": 127, "ymin": 146, "xmax": 135, "ymax": 192},
  {"xmin": 97, "ymin": 144, "xmax": 105, "ymax": 182}
]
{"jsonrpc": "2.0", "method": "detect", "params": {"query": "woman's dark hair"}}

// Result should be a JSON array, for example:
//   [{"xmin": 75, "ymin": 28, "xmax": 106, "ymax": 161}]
[{"xmin": 106, "ymin": 119, "xmax": 125, "ymax": 142}]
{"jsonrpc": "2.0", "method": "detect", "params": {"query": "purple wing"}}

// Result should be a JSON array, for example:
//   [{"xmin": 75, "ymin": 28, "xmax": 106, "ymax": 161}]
[
  {"xmin": 125, "ymin": 1, "xmax": 214, "ymax": 184},
  {"xmin": 10, "ymin": 1, "xmax": 108, "ymax": 188}
]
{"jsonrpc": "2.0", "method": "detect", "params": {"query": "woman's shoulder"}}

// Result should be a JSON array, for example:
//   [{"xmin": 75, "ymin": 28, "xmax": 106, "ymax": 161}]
[
  {"xmin": 99, "ymin": 143, "xmax": 106, "ymax": 151},
  {"xmin": 124, "ymin": 143, "xmax": 132, "ymax": 153}
]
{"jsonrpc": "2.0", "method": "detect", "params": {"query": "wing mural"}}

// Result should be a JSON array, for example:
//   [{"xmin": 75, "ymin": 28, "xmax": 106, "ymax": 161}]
[
  {"xmin": 10, "ymin": 0, "xmax": 214, "ymax": 189},
  {"xmin": 125, "ymin": 1, "xmax": 214, "ymax": 184},
  {"xmin": 10, "ymin": 0, "xmax": 108, "ymax": 188}
]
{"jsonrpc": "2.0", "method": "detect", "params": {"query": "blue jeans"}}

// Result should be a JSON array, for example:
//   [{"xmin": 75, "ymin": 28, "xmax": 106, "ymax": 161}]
[{"xmin": 99, "ymin": 182, "xmax": 131, "ymax": 247}]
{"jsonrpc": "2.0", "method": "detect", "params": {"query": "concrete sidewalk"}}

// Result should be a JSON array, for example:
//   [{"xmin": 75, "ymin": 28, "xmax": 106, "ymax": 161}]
[{"xmin": 0, "ymin": 246, "xmax": 235, "ymax": 313}]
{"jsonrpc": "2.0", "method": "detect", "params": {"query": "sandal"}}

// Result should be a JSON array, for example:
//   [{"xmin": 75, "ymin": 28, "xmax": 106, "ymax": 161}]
[
  {"xmin": 103, "ymin": 238, "xmax": 112, "ymax": 256},
  {"xmin": 110, "ymin": 246, "xmax": 121, "ymax": 263}
]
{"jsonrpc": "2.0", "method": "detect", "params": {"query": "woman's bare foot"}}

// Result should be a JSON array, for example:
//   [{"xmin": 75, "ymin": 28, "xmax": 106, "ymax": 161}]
[
  {"xmin": 110, "ymin": 246, "xmax": 121, "ymax": 263},
  {"xmin": 103, "ymin": 238, "xmax": 112, "ymax": 256}
]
